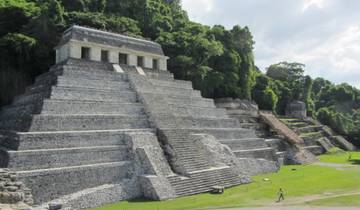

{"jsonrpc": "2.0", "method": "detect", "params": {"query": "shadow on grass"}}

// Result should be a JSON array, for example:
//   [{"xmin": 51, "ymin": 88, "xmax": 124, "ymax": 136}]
[
  {"xmin": 349, "ymin": 159, "xmax": 360, "ymax": 165},
  {"xmin": 127, "ymin": 198, "xmax": 155, "ymax": 203}
]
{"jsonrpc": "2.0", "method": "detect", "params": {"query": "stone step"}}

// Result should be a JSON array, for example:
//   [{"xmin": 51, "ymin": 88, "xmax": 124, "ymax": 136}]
[
  {"xmin": 233, "ymin": 147, "xmax": 275, "ymax": 160},
  {"xmin": 170, "ymin": 175, "xmax": 241, "ymax": 191},
  {"xmin": 225, "ymin": 109, "xmax": 259, "ymax": 117},
  {"xmin": 303, "ymin": 145, "xmax": 324, "ymax": 155},
  {"xmin": 122, "ymin": 65, "xmax": 175, "ymax": 81},
  {"xmin": 279, "ymin": 118, "xmax": 304, "ymax": 124},
  {"xmin": 264, "ymin": 138, "xmax": 287, "ymax": 152},
  {"xmin": 60, "ymin": 64, "xmax": 113, "ymax": 72},
  {"xmin": 174, "ymin": 153, "xmax": 210, "ymax": 162},
  {"xmin": 296, "ymin": 125, "xmax": 323, "ymax": 133},
  {"xmin": 49, "ymin": 86, "xmax": 137, "ymax": 102},
  {"xmin": 239, "ymin": 123, "xmax": 266, "ymax": 130},
  {"xmin": 12, "ymin": 91, "xmax": 50, "ymax": 106},
  {"xmin": 24, "ymin": 83, "xmax": 52, "ymax": 96},
  {"xmin": 63, "ymin": 58, "xmax": 113, "ymax": 70},
  {"xmin": 142, "ymin": 87, "xmax": 201, "ymax": 98},
  {"xmin": 219, "ymin": 138, "xmax": 268, "ymax": 150},
  {"xmin": 149, "ymin": 78, "xmax": 193, "ymax": 89},
  {"xmin": 0, "ymin": 103, "xmax": 40, "ymax": 119},
  {"xmin": 186, "ymin": 128, "xmax": 257, "ymax": 139},
  {"xmin": 0, "ymin": 129, "xmax": 153, "ymax": 150},
  {"xmin": 156, "ymin": 116, "xmax": 239, "ymax": 129},
  {"xmin": 0, "ymin": 114, "xmax": 149, "ymax": 132},
  {"xmin": 3, "ymin": 145, "xmax": 130, "ymax": 170},
  {"xmin": 168, "ymin": 168, "xmax": 245, "ymax": 196},
  {"xmin": 302, "ymin": 137, "xmax": 321, "ymax": 146},
  {"xmin": 17, "ymin": 161, "xmax": 132, "ymax": 204},
  {"xmin": 37, "ymin": 66, "xmax": 127, "ymax": 84},
  {"xmin": 52, "ymin": 76, "xmax": 130, "ymax": 90},
  {"xmin": 161, "ymin": 95, "xmax": 216, "ymax": 108},
  {"xmin": 141, "ymin": 69, "xmax": 175, "ymax": 80},
  {"xmin": 26, "ymin": 114, "xmax": 149, "ymax": 132},
  {"xmin": 168, "ymin": 171, "xmax": 240, "ymax": 184},
  {"xmin": 121, "ymin": 65, "xmax": 175, "ymax": 79},
  {"xmin": 300, "ymin": 131, "xmax": 325, "ymax": 141},
  {"xmin": 286, "ymin": 122, "xmax": 309, "ymax": 128},
  {"xmin": 170, "ymin": 175, "xmax": 242, "ymax": 190},
  {"xmin": 37, "ymin": 182, "xmax": 133, "ymax": 210},
  {"xmin": 40, "ymin": 99, "xmax": 144, "ymax": 115},
  {"xmin": 169, "ymin": 106, "xmax": 227, "ymax": 119},
  {"xmin": 12, "ymin": 85, "xmax": 138, "ymax": 107},
  {"xmin": 178, "ymin": 163, "xmax": 211, "ymax": 172},
  {"xmin": 230, "ymin": 115, "xmax": 259, "ymax": 123}
]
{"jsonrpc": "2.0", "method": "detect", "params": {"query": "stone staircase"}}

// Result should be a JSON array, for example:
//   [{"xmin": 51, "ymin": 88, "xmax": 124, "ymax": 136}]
[
  {"xmin": 215, "ymin": 99, "xmax": 284, "ymax": 166},
  {"xmin": 167, "ymin": 166, "xmax": 245, "ymax": 196},
  {"xmin": 278, "ymin": 117, "xmax": 328, "ymax": 155},
  {"xmin": 125, "ymin": 67, "xmax": 251, "ymax": 196},
  {"xmin": 0, "ymin": 59, "xmax": 155, "ymax": 204}
]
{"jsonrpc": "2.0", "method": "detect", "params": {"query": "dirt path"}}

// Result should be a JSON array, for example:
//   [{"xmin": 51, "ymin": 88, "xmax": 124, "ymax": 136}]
[
  {"xmin": 313, "ymin": 162, "xmax": 360, "ymax": 169},
  {"xmin": 222, "ymin": 207, "xmax": 360, "ymax": 210},
  {"xmin": 272, "ymin": 190, "xmax": 360, "ymax": 206}
]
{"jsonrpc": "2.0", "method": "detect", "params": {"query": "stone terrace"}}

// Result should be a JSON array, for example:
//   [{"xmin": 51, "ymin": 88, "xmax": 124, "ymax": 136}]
[{"xmin": 0, "ymin": 58, "xmax": 255, "ymax": 207}]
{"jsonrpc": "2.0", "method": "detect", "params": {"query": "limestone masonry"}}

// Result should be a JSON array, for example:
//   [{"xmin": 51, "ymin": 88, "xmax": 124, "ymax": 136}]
[{"xmin": 0, "ymin": 26, "xmax": 355, "ymax": 209}]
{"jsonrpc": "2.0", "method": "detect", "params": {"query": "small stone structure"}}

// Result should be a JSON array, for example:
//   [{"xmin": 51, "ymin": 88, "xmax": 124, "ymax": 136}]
[
  {"xmin": 285, "ymin": 101, "xmax": 307, "ymax": 119},
  {"xmin": 55, "ymin": 25, "xmax": 168, "ymax": 70}
]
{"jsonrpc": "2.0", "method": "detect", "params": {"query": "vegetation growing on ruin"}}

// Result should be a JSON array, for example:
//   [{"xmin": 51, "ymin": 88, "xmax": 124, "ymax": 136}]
[
  {"xmin": 0, "ymin": 0, "xmax": 359, "ymax": 146},
  {"xmin": 91, "ymin": 152, "xmax": 360, "ymax": 210}
]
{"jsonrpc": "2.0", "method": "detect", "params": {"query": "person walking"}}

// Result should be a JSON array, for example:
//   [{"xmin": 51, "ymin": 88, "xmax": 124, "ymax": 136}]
[{"xmin": 277, "ymin": 188, "xmax": 285, "ymax": 202}]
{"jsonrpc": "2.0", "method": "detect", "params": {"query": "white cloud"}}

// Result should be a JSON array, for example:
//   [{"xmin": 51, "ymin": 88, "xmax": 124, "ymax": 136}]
[
  {"xmin": 302, "ymin": 0, "xmax": 327, "ymax": 12},
  {"xmin": 182, "ymin": 0, "xmax": 215, "ymax": 20}
]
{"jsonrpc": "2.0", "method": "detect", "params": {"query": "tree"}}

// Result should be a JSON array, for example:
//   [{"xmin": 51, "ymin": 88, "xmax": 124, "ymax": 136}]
[
  {"xmin": 266, "ymin": 62, "xmax": 305, "ymax": 82},
  {"xmin": 252, "ymin": 75, "xmax": 278, "ymax": 111}
]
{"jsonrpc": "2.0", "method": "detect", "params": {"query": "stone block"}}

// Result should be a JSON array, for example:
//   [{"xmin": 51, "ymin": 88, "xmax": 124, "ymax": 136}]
[
  {"xmin": 139, "ymin": 175, "xmax": 176, "ymax": 200},
  {"xmin": 285, "ymin": 101, "xmax": 307, "ymax": 119}
]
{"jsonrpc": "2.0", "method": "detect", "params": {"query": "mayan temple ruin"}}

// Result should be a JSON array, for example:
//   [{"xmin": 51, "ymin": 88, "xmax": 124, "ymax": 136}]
[{"xmin": 0, "ymin": 26, "xmax": 355, "ymax": 209}]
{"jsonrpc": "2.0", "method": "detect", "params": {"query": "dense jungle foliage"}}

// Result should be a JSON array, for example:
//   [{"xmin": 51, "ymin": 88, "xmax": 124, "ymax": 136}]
[{"xmin": 0, "ymin": 0, "xmax": 359, "ymax": 146}]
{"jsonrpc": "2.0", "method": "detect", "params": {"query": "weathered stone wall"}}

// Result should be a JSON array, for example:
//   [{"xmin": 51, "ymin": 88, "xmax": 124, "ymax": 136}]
[
  {"xmin": 126, "ymin": 132, "xmax": 176, "ymax": 200},
  {"xmin": 0, "ymin": 168, "xmax": 33, "ymax": 205},
  {"xmin": 285, "ymin": 101, "xmax": 307, "ymax": 119},
  {"xmin": 215, "ymin": 98, "xmax": 259, "ymax": 115}
]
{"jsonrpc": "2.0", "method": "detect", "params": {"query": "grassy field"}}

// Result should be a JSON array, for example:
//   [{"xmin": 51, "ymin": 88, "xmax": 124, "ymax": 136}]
[
  {"xmin": 319, "ymin": 150, "xmax": 360, "ymax": 164},
  {"xmin": 92, "ymin": 152, "xmax": 360, "ymax": 210}
]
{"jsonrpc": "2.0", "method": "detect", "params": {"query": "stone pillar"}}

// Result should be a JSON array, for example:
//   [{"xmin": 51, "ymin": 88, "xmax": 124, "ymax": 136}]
[
  {"xmin": 91, "ymin": 47, "xmax": 101, "ymax": 62},
  {"xmin": 128, "ymin": 54, "xmax": 137, "ymax": 66},
  {"xmin": 144, "ymin": 57, "xmax": 153, "ymax": 69},
  {"xmin": 285, "ymin": 101, "xmax": 307, "ymax": 119},
  {"xmin": 159, "ymin": 59, "xmax": 167, "ymax": 71},
  {"xmin": 109, "ymin": 50, "xmax": 118, "ymax": 63},
  {"xmin": 69, "ymin": 43, "xmax": 81, "ymax": 59}
]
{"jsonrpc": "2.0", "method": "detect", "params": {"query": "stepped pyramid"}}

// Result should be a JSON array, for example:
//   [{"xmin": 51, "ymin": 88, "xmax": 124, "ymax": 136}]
[{"xmin": 0, "ymin": 26, "xmax": 268, "ymax": 208}]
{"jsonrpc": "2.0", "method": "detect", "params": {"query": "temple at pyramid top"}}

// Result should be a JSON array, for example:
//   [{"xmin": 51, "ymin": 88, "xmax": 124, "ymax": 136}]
[{"xmin": 55, "ymin": 25, "xmax": 169, "ymax": 70}]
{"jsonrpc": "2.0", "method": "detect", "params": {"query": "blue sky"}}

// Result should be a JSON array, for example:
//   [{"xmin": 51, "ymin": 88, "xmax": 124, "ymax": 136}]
[{"xmin": 182, "ymin": 0, "xmax": 360, "ymax": 88}]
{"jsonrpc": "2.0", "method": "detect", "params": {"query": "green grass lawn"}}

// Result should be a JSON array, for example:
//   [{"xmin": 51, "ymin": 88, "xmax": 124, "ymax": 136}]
[
  {"xmin": 319, "ymin": 150, "xmax": 360, "ymax": 164},
  {"xmin": 305, "ymin": 194, "xmax": 360, "ymax": 206},
  {"xmin": 92, "ymin": 152, "xmax": 360, "ymax": 210}
]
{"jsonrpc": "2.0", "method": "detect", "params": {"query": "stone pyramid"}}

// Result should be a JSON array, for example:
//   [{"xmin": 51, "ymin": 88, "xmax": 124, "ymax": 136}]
[{"xmin": 0, "ymin": 26, "xmax": 279, "ymax": 208}]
